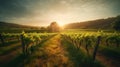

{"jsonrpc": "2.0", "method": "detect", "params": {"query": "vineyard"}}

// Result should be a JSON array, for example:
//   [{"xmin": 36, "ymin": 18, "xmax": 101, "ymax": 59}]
[
  {"xmin": 0, "ymin": 30, "xmax": 120, "ymax": 67},
  {"xmin": 0, "ymin": 32, "xmax": 56, "ymax": 67},
  {"xmin": 0, "ymin": 0, "xmax": 120, "ymax": 67},
  {"xmin": 61, "ymin": 31, "xmax": 120, "ymax": 67}
]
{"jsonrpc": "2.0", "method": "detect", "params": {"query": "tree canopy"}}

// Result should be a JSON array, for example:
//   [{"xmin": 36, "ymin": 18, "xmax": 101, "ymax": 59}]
[
  {"xmin": 48, "ymin": 22, "xmax": 60, "ymax": 32},
  {"xmin": 112, "ymin": 16, "xmax": 120, "ymax": 31}
]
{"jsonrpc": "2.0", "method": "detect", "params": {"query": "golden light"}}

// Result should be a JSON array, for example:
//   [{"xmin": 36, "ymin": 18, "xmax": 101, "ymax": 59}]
[
  {"xmin": 49, "ymin": 13, "xmax": 71, "ymax": 27},
  {"xmin": 57, "ymin": 20, "xmax": 66, "ymax": 27}
]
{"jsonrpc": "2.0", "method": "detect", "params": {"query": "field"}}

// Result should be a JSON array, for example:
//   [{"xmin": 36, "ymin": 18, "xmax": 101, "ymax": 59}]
[{"xmin": 0, "ymin": 29, "xmax": 120, "ymax": 67}]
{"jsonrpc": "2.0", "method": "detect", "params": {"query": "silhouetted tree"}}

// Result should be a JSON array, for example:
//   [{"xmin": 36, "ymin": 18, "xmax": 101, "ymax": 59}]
[
  {"xmin": 112, "ymin": 16, "xmax": 120, "ymax": 31},
  {"xmin": 48, "ymin": 22, "xmax": 60, "ymax": 32}
]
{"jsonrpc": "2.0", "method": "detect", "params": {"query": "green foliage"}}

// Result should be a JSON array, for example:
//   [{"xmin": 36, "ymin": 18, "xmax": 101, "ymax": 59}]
[
  {"xmin": 20, "ymin": 32, "xmax": 56, "ymax": 55},
  {"xmin": 61, "ymin": 35, "xmax": 104, "ymax": 67},
  {"xmin": 61, "ymin": 31, "xmax": 120, "ymax": 64},
  {"xmin": 64, "ymin": 16, "xmax": 117, "ymax": 29},
  {"xmin": 48, "ymin": 22, "xmax": 60, "ymax": 32},
  {"xmin": 112, "ymin": 16, "xmax": 120, "ymax": 31}
]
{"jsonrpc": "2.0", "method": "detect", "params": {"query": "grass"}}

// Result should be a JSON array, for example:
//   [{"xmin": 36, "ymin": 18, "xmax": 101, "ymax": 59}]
[
  {"xmin": 61, "ymin": 36, "xmax": 104, "ymax": 67},
  {"xmin": 99, "ymin": 45, "xmax": 120, "ymax": 61},
  {"xmin": 1, "ymin": 53, "xmax": 26, "ymax": 67},
  {"xmin": 0, "ymin": 42, "xmax": 21, "ymax": 55},
  {"xmin": 0, "ymin": 40, "xmax": 19, "ymax": 47}
]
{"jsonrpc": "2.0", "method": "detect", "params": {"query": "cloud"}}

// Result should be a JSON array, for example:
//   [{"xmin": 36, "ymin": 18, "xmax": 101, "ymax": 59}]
[{"xmin": 0, "ymin": 0, "xmax": 120, "ymax": 26}]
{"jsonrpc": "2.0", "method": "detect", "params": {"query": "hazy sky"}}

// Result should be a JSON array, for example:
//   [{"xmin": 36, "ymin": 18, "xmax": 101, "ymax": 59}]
[{"xmin": 0, "ymin": 0, "xmax": 120, "ymax": 26}]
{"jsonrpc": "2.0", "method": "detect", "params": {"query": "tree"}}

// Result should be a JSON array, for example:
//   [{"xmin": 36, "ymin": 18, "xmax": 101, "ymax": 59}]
[
  {"xmin": 112, "ymin": 16, "xmax": 120, "ymax": 31},
  {"xmin": 48, "ymin": 21, "xmax": 60, "ymax": 32}
]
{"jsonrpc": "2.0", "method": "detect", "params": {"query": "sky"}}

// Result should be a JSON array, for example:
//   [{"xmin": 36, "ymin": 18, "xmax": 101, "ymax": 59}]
[{"xmin": 0, "ymin": 0, "xmax": 120, "ymax": 26}]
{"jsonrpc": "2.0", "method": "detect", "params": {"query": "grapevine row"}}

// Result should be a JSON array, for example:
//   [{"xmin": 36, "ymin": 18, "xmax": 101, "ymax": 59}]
[
  {"xmin": 0, "ymin": 32, "xmax": 56, "ymax": 56},
  {"xmin": 61, "ymin": 32, "xmax": 120, "ymax": 61}
]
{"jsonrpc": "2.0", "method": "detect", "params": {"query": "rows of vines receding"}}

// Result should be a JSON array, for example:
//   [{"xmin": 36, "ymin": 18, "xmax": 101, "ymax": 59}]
[
  {"xmin": 0, "ymin": 32, "xmax": 56, "ymax": 56},
  {"xmin": 61, "ymin": 31, "xmax": 120, "ymax": 61}
]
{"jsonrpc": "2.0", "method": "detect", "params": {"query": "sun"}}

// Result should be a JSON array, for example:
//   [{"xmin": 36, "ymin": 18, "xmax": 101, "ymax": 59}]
[
  {"xmin": 54, "ymin": 20, "xmax": 67, "ymax": 29},
  {"xmin": 51, "ymin": 18, "xmax": 67, "ymax": 27},
  {"xmin": 49, "ymin": 13, "xmax": 71, "ymax": 27},
  {"xmin": 57, "ymin": 21, "xmax": 66, "ymax": 27}
]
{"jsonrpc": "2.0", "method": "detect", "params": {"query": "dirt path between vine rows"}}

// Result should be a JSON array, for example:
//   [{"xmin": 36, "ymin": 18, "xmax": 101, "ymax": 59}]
[{"xmin": 25, "ymin": 34, "xmax": 74, "ymax": 67}]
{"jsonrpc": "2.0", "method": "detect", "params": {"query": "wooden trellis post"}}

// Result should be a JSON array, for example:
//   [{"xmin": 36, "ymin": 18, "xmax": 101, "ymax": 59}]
[
  {"xmin": 20, "ymin": 34, "xmax": 26, "ymax": 55},
  {"xmin": 0, "ymin": 33, "xmax": 5, "ymax": 46},
  {"xmin": 93, "ymin": 36, "xmax": 101, "ymax": 61}
]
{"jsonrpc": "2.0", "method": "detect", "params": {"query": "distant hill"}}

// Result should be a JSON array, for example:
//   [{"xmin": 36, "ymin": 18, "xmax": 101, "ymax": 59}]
[
  {"xmin": 0, "ymin": 22, "xmax": 47, "ymax": 33},
  {"xmin": 0, "ymin": 15, "xmax": 119, "ymax": 30},
  {"xmin": 64, "ymin": 16, "xmax": 119, "ymax": 29},
  {"xmin": 0, "ymin": 22, "xmax": 40, "ymax": 29}
]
